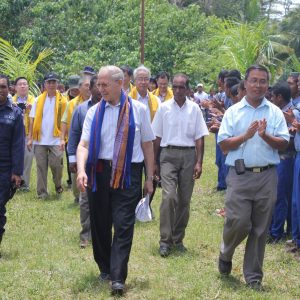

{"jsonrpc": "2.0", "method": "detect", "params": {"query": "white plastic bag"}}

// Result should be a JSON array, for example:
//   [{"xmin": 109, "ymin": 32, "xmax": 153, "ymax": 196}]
[{"xmin": 135, "ymin": 194, "xmax": 152, "ymax": 222}]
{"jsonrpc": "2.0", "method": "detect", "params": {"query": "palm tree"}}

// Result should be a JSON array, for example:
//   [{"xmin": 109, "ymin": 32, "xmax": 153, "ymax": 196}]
[
  {"xmin": 207, "ymin": 19, "xmax": 293, "ymax": 82},
  {"xmin": 0, "ymin": 38, "xmax": 53, "ymax": 96}
]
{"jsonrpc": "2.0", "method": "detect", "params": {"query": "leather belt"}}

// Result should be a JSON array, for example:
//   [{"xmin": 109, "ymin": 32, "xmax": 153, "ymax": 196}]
[
  {"xmin": 245, "ymin": 165, "xmax": 274, "ymax": 173},
  {"xmin": 165, "ymin": 145, "xmax": 195, "ymax": 150},
  {"xmin": 100, "ymin": 159, "xmax": 112, "ymax": 166}
]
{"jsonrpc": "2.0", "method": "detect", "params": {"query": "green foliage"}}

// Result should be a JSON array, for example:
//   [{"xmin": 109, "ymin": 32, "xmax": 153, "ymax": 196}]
[
  {"xmin": 280, "ymin": 6, "xmax": 300, "ymax": 57},
  {"xmin": 204, "ymin": 20, "xmax": 294, "ymax": 83},
  {"xmin": 0, "ymin": 38, "xmax": 53, "ymax": 96},
  {"xmin": 0, "ymin": 0, "xmax": 299, "ymax": 87}
]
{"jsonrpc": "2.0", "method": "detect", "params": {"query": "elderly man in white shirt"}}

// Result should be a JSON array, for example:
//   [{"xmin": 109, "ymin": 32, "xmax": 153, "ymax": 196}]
[
  {"xmin": 152, "ymin": 73, "xmax": 209, "ymax": 257},
  {"xmin": 76, "ymin": 65, "xmax": 155, "ymax": 296}
]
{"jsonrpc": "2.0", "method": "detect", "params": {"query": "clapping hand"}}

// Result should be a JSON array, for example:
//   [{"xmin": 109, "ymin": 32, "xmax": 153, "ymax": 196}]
[
  {"xmin": 244, "ymin": 121, "xmax": 259, "ymax": 140},
  {"xmin": 283, "ymin": 109, "xmax": 295, "ymax": 125},
  {"xmin": 257, "ymin": 119, "xmax": 267, "ymax": 137}
]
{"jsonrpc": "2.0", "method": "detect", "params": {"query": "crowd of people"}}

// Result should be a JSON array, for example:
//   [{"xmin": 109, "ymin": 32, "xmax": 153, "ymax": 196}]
[{"xmin": 0, "ymin": 63, "xmax": 299, "ymax": 296}]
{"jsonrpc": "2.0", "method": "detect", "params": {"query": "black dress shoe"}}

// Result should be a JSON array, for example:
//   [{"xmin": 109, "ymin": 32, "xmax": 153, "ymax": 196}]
[
  {"xmin": 247, "ymin": 280, "xmax": 262, "ymax": 291},
  {"xmin": 174, "ymin": 244, "xmax": 187, "ymax": 253},
  {"xmin": 218, "ymin": 256, "xmax": 232, "ymax": 275},
  {"xmin": 111, "ymin": 281, "xmax": 124, "ymax": 296},
  {"xmin": 159, "ymin": 245, "xmax": 171, "ymax": 257}
]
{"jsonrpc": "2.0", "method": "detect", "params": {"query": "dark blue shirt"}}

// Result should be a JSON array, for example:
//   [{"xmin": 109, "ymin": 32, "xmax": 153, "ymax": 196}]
[
  {"xmin": 0, "ymin": 99, "xmax": 25, "ymax": 174},
  {"xmin": 67, "ymin": 99, "xmax": 97, "ymax": 161}
]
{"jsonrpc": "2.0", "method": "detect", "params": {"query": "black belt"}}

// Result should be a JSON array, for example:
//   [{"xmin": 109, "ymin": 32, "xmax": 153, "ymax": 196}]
[
  {"xmin": 165, "ymin": 146, "xmax": 195, "ymax": 150},
  {"xmin": 100, "ymin": 159, "xmax": 113, "ymax": 167},
  {"xmin": 245, "ymin": 165, "xmax": 274, "ymax": 173}
]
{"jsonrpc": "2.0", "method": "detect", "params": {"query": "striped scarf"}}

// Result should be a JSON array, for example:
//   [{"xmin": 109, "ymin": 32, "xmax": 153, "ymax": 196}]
[{"xmin": 87, "ymin": 91, "xmax": 135, "ymax": 192}]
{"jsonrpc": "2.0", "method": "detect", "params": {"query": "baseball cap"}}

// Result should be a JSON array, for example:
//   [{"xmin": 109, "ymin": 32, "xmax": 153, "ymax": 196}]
[
  {"xmin": 68, "ymin": 75, "xmax": 80, "ymax": 90},
  {"xmin": 44, "ymin": 72, "xmax": 59, "ymax": 82},
  {"xmin": 82, "ymin": 66, "xmax": 96, "ymax": 75}
]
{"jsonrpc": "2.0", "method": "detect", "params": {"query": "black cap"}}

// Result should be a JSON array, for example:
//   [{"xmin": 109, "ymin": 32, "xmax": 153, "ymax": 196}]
[
  {"xmin": 82, "ymin": 66, "xmax": 96, "ymax": 75},
  {"xmin": 44, "ymin": 72, "xmax": 59, "ymax": 82}
]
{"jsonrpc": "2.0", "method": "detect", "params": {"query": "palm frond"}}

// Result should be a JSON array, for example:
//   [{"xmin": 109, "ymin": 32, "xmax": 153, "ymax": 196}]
[{"xmin": 0, "ymin": 38, "xmax": 53, "ymax": 96}]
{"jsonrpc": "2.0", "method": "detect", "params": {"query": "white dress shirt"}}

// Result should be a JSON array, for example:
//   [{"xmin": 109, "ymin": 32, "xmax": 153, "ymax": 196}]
[
  {"xmin": 132, "ymin": 91, "xmax": 160, "ymax": 122},
  {"xmin": 81, "ymin": 99, "xmax": 155, "ymax": 162},
  {"xmin": 29, "ymin": 95, "xmax": 61, "ymax": 146},
  {"xmin": 152, "ymin": 98, "xmax": 209, "ymax": 147}
]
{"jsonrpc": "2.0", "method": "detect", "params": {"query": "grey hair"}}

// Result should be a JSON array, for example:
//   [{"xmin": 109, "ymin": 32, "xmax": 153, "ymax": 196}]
[
  {"xmin": 98, "ymin": 65, "xmax": 124, "ymax": 81},
  {"xmin": 133, "ymin": 65, "xmax": 151, "ymax": 80}
]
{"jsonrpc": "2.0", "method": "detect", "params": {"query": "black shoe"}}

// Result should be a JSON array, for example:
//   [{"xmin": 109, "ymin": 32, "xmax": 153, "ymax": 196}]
[
  {"xmin": 159, "ymin": 245, "xmax": 171, "ymax": 257},
  {"xmin": 174, "ymin": 244, "xmax": 187, "ymax": 253},
  {"xmin": 218, "ymin": 256, "xmax": 232, "ymax": 275},
  {"xmin": 99, "ymin": 272, "xmax": 111, "ymax": 282},
  {"xmin": 216, "ymin": 187, "xmax": 226, "ymax": 191},
  {"xmin": 247, "ymin": 280, "xmax": 262, "ymax": 291},
  {"xmin": 111, "ymin": 281, "xmax": 124, "ymax": 296}
]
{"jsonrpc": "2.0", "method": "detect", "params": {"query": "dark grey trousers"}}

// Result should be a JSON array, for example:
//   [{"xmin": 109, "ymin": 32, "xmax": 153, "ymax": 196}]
[
  {"xmin": 79, "ymin": 190, "xmax": 91, "ymax": 241},
  {"xmin": 220, "ymin": 167, "xmax": 277, "ymax": 283}
]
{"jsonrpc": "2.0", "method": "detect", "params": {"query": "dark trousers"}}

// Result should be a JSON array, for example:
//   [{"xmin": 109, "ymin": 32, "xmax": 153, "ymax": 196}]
[
  {"xmin": 215, "ymin": 134, "xmax": 229, "ymax": 189},
  {"xmin": 269, "ymin": 157, "xmax": 294, "ymax": 238},
  {"xmin": 0, "ymin": 170, "xmax": 11, "ymax": 239},
  {"xmin": 0, "ymin": 203, "xmax": 7, "ymax": 239},
  {"xmin": 88, "ymin": 161, "xmax": 143, "ymax": 283},
  {"xmin": 292, "ymin": 152, "xmax": 300, "ymax": 247},
  {"xmin": 65, "ymin": 143, "xmax": 72, "ymax": 185}
]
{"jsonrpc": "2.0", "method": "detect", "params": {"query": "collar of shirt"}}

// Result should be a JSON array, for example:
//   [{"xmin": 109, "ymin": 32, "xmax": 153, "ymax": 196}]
[
  {"xmin": 292, "ymin": 95, "xmax": 300, "ymax": 106},
  {"xmin": 17, "ymin": 95, "xmax": 28, "ymax": 103},
  {"xmin": 171, "ymin": 98, "xmax": 188, "ymax": 109},
  {"xmin": 137, "ymin": 92, "xmax": 149, "ymax": 102},
  {"xmin": 282, "ymin": 101, "xmax": 293, "ymax": 112},
  {"xmin": 86, "ymin": 97, "xmax": 93, "ymax": 108},
  {"xmin": 46, "ymin": 94, "xmax": 56, "ymax": 101},
  {"xmin": 105, "ymin": 101, "xmax": 120, "ymax": 108},
  {"xmin": 238, "ymin": 96, "xmax": 269, "ymax": 110}
]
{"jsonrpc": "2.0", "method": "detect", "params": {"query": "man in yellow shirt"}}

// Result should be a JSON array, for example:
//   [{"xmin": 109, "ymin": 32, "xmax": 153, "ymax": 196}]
[
  {"xmin": 129, "ymin": 65, "xmax": 160, "ymax": 207},
  {"xmin": 65, "ymin": 75, "xmax": 80, "ymax": 102},
  {"xmin": 13, "ymin": 77, "xmax": 35, "ymax": 191},
  {"xmin": 153, "ymin": 71, "xmax": 173, "ymax": 102},
  {"xmin": 129, "ymin": 65, "xmax": 160, "ymax": 122},
  {"xmin": 28, "ymin": 73, "xmax": 67, "ymax": 199}
]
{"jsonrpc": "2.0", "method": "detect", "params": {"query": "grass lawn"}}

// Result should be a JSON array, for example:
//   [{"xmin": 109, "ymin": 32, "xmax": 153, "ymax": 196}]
[{"xmin": 0, "ymin": 134, "xmax": 299, "ymax": 299}]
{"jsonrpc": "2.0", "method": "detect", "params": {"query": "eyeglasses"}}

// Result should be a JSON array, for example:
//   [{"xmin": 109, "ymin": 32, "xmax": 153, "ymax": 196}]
[
  {"xmin": 136, "ymin": 77, "xmax": 150, "ymax": 82},
  {"xmin": 247, "ymin": 78, "xmax": 268, "ymax": 86},
  {"xmin": 172, "ymin": 85, "xmax": 186, "ymax": 90}
]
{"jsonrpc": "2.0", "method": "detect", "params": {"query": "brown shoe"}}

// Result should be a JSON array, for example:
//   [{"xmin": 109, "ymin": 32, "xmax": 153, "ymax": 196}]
[
  {"xmin": 56, "ymin": 186, "xmax": 64, "ymax": 194},
  {"xmin": 286, "ymin": 239, "xmax": 296, "ymax": 247},
  {"xmin": 80, "ymin": 239, "xmax": 88, "ymax": 248}
]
